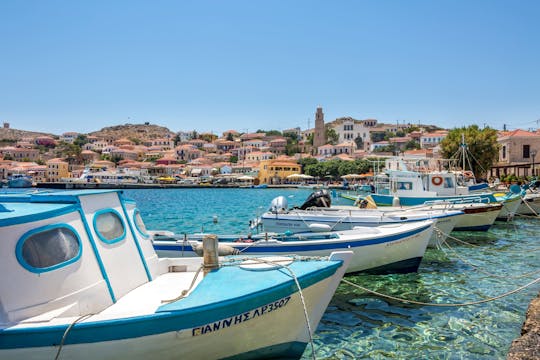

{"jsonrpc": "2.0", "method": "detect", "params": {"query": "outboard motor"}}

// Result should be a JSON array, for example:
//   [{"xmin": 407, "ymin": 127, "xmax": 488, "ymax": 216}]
[
  {"xmin": 270, "ymin": 196, "xmax": 288, "ymax": 213},
  {"xmin": 299, "ymin": 189, "xmax": 332, "ymax": 210}
]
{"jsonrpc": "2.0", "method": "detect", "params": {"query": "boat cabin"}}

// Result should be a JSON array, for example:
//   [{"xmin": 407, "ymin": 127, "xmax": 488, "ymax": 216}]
[{"xmin": 0, "ymin": 190, "xmax": 161, "ymax": 325}]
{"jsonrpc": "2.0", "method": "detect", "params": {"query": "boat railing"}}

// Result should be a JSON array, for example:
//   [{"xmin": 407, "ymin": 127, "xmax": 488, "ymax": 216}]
[{"xmin": 423, "ymin": 196, "xmax": 490, "ymax": 207}]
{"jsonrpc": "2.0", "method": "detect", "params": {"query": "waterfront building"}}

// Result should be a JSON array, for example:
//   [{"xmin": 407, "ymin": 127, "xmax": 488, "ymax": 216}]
[
  {"xmin": 46, "ymin": 158, "xmax": 69, "ymax": 182},
  {"xmin": 258, "ymin": 158, "xmax": 301, "ymax": 185},
  {"xmin": 491, "ymin": 129, "xmax": 540, "ymax": 178}
]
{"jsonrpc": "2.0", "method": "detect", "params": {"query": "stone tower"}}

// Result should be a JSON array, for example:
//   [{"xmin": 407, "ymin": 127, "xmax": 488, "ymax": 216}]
[{"xmin": 313, "ymin": 106, "xmax": 325, "ymax": 152}]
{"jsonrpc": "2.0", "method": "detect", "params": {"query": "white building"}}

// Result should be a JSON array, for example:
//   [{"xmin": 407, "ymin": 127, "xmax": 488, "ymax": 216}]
[{"xmin": 327, "ymin": 118, "xmax": 378, "ymax": 151}]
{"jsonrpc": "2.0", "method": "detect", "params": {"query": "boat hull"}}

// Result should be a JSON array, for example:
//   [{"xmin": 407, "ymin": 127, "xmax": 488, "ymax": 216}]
[
  {"xmin": 517, "ymin": 193, "xmax": 540, "ymax": 215},
  {"xmin": 259, "ymin": 211, "xmax": 455, "ymax": 250},
  {"xmin": 155, "ymin": 222, "xmax": 434, "ymax": 274},
  {"xmin": 453, "ymin": 204, "xmax": 502, "ymax": 231},
  {"xmin": 0, "ymin": 253, "xmax": 350, "ymax": 360},
  {"xmin": 7, "ymin": 178, "xmax": 32, "ymax": 188}
]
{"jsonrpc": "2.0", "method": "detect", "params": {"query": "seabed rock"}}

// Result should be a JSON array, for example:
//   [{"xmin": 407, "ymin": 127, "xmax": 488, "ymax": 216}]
[{"xmin": 507, "ymin": 292, "xmax": 540, "ymax": 359}]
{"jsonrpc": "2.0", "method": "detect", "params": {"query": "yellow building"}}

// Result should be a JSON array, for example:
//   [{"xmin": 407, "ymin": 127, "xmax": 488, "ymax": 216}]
[
  {"xmin": 46, "ymin": 158, "xmax": 70, "ymax": 182},
  {"xmin": 258, "ymin": 159, "xmax": 301, "ymax": 185}
]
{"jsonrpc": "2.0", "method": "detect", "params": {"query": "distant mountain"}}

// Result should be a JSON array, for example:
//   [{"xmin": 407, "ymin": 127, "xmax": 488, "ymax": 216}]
[{"xmin": 88, "ymin": 123, "xmax": 176, "ymax": 141}]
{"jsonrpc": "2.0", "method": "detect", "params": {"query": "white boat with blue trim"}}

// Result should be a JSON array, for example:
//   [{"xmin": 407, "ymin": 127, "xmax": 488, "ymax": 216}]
[
  {"xmin": 0, "ymin": 189, "xmax": 353, "ymax": 359},
  {"xmin": 254, "ymin": 192, "xmax": 460, "ymax": 248},
  {"xmin": 153, "ymin": 218, "xmax": 434, "ymax": 275},
  {"xmin": 357, "ymin": 164, "xmax": 522, "ymax": 220}
]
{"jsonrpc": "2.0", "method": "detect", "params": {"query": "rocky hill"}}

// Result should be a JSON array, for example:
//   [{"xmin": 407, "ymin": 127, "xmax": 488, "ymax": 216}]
[
  {"xmin": 88, "ymin": 123, "xmax": 176, "ymax": 141},
  {"xmin": 0, "ymin": 127, "xmax": 55, "ymax": 142}
]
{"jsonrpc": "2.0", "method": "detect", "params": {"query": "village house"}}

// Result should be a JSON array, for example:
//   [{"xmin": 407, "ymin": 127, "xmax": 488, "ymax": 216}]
[
  {"xmin": 46, "ymin": 158, "xmax": 70, "ymax": 182},
  {"xmin": 420, "ymin": 131, "xmax": 448, "ymax": 149},
  {"xmin": 60, "ymin": 132, "xmax": 79, "ymax": 143},
  {"xmin": 175, "ymin": 144, "xmax": 202, "ymax": 162},
  {"xmin": 0, "ymin": 146, "xmax": 40, "ymax": 162},
  {"xmin": 491, "ymin": 129, "xmax": 540, "ymax": 178},
  {"xmin": 258, "ymin": 159, "xmax": 301, "ymax": 185}
]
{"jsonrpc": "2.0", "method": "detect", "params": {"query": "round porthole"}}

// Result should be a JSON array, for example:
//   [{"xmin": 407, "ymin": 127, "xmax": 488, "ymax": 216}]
[
  {"xmin": 17, "ymin": 224, "xmax": 82, "ymax": 273},
  {"xmin": 133, "ymin": 208, "xmax": 150, "ymax": 238},
  {"xmin": 94, "ymin": 209, "xmax": 126, "ymax": 244}
]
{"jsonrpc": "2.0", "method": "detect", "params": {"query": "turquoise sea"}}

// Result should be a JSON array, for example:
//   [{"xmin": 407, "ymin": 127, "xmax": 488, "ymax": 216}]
[{"xmin": 123, "ymin": 188, "xmax": 540, "ymax": 360}]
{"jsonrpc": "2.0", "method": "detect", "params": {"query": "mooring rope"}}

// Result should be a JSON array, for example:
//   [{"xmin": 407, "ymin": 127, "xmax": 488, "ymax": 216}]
[
  {"xmin": 434, "ymin": 226, "xmax": 540, "ymax": 253},
  {"xmin": 54, "ymin": 313, "xmax": 94, "ymax": 360},
  {"xmin": 437, "ymin": 239, "xmax": 540, "ymax": 279},
  {"xmin": 515, "ymin": 194, "xmax": 540, "ymax": 218},
  {"xmin": 341, "ymin": 276, "xmax": 540, "ymax": 307},
  {"xmin": 167, "ymin": 255, "xmax": 328, "ymax": 360},
  {"xmin": 222, "ymin": 255, "xmax": 318, "ymax": 360},
  {"xmin": 161, "ymin": 265, "xmax": 204, "ymax": 304}
]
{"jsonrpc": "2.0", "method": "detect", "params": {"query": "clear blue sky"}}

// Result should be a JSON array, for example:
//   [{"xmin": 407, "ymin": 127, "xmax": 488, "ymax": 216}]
[{"xmin": 1, "ymin": 0, "xmax": 539, "ymax": 135}]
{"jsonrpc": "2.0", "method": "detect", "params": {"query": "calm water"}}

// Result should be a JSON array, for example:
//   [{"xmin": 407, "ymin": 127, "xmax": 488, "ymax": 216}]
[{"xmin": 124, "ymin": 188, "xmax": 540, "ymax": 360}]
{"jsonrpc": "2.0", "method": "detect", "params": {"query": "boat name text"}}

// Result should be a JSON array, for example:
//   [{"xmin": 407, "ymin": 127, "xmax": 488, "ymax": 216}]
[{"xmin": 192, "ymin": 296, "xmax": 291, "ymax": 336}]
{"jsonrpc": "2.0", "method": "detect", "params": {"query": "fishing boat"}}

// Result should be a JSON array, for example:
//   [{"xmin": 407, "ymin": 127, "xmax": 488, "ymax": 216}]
[
  {"xmin": 0, "ymin": 189, "xmax": 353, "ymax": 359},
  {"xmin": 372, "ymin": 199, "xmax": 503, "ymax": 232},
  {"xmin": 515, "ymin": 180, "xmax": 540, "ymax": 216},
  {"xmin": 152, "ymin": 219, "xmax": 434, "ymax": 275},
  {"xmin": 360, "ymin": 164, "xmax": 522, "ymax": 221},
  {"xmin": 7, "ymin": 174, "xmax": 33, "ymax": 188},
  {"xmin": 255, "ymin": 191, "xmax": 460, "ymax": 247}
]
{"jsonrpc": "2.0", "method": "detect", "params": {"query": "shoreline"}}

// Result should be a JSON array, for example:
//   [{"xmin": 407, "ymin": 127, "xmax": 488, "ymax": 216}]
[
  {"xmin": 34, "ymin": 182, "xmax": 344, "ymax": 190},
  {"xmin": 507, "ymin": 291, "xmax": 540, "ymax": 359}
]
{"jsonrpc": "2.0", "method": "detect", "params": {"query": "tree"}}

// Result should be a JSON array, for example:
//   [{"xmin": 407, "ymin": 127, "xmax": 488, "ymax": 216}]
[
  {"xmin": 440, "ymin": 125, "xmax": 499, "ymax": 178},
  {"xmin": 226, "ymin": 132, "xmax": 234, "ymax": 141},
  {"xmin": 325, "ymin": 126, "xmax": 339, "ymax": 145},
  {"xmin": 370, "ymin": 131, "xmax": 386, "ymax": 143},
  {"xmin": 354, "ymin": 136, "xmax": 363, "ymax": 150},
  {"xmin": 73, "ymin": 134, "xmax": 88, "ymax": 147},
  {"xmin": 404, "ymin": 139, "xmax": 420, "ymax": 150},
  {"xmin": 298, "ymin": 157, "xmax": 318, "ymax": 171}
]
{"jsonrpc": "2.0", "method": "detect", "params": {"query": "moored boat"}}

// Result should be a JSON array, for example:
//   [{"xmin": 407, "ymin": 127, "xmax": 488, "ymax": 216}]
[
  {"xmin": 256, "ymin": 191, "xmax": 460, "ymax": 247},
  {"xmin": 0, "ymin": 190, "xmax": 352, "ymax": 359},
  {"xmin": 152, "ymin": 219, "xmax": 434, "ymax": 274},
  {"xmin": 7, "ymin": 174, "xmax": 33, "ymax": 188}
]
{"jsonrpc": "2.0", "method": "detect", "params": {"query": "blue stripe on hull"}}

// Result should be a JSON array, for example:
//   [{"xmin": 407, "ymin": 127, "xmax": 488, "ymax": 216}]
[
  {"xmin": 370, "ymin": 193, "xmax": 497, "ymax": 207},
  {"xmin": 348, "ymin": 257, "xmax": 423, "ymax": 275},
  {"xmin": 154, "ymin": 224, "xmax": 431, "ymax": 254},
  {"xmin": 453, "ymin": 225, "xmax": 491, "ymax": 231},
  {"xmin": 223, "ymin": 341, "xmax": 306, "ymax": 360},
  {"xmin": 0, "ymin": 262, "xmax": 340, "ymax": 349}
]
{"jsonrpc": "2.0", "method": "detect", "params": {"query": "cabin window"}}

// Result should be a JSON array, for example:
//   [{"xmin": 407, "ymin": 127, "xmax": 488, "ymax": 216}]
[
  {"xmin": 16, "ymin": 224, "xmax": 82, "ymax": 273},
  {"xmin": 133, "ymin": 209, "xmax": 150, "ymax": 238},
  {"xmin": 93, "ymin": 209, "xmax": 126, "ymax": 244},
  {"xmin": 397, "ymin": 181, "xmax": 412, "ymax": 190},
  {"xmin": 444, "ymin": 177, "xmax": 454, "ymax": 188}
]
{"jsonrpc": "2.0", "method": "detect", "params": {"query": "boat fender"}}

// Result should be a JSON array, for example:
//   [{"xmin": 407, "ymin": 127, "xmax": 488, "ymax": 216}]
[
  {"xmin": 193, "ymin": 243, "xmax": 241, "ymax": 256},
  {"xmin": 392, "ymin": 196, "xmax": 401, "ymax": 207},
  {"xmin": 308, "ymin": 223, "xmax": 332, "ymax": 232}
]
